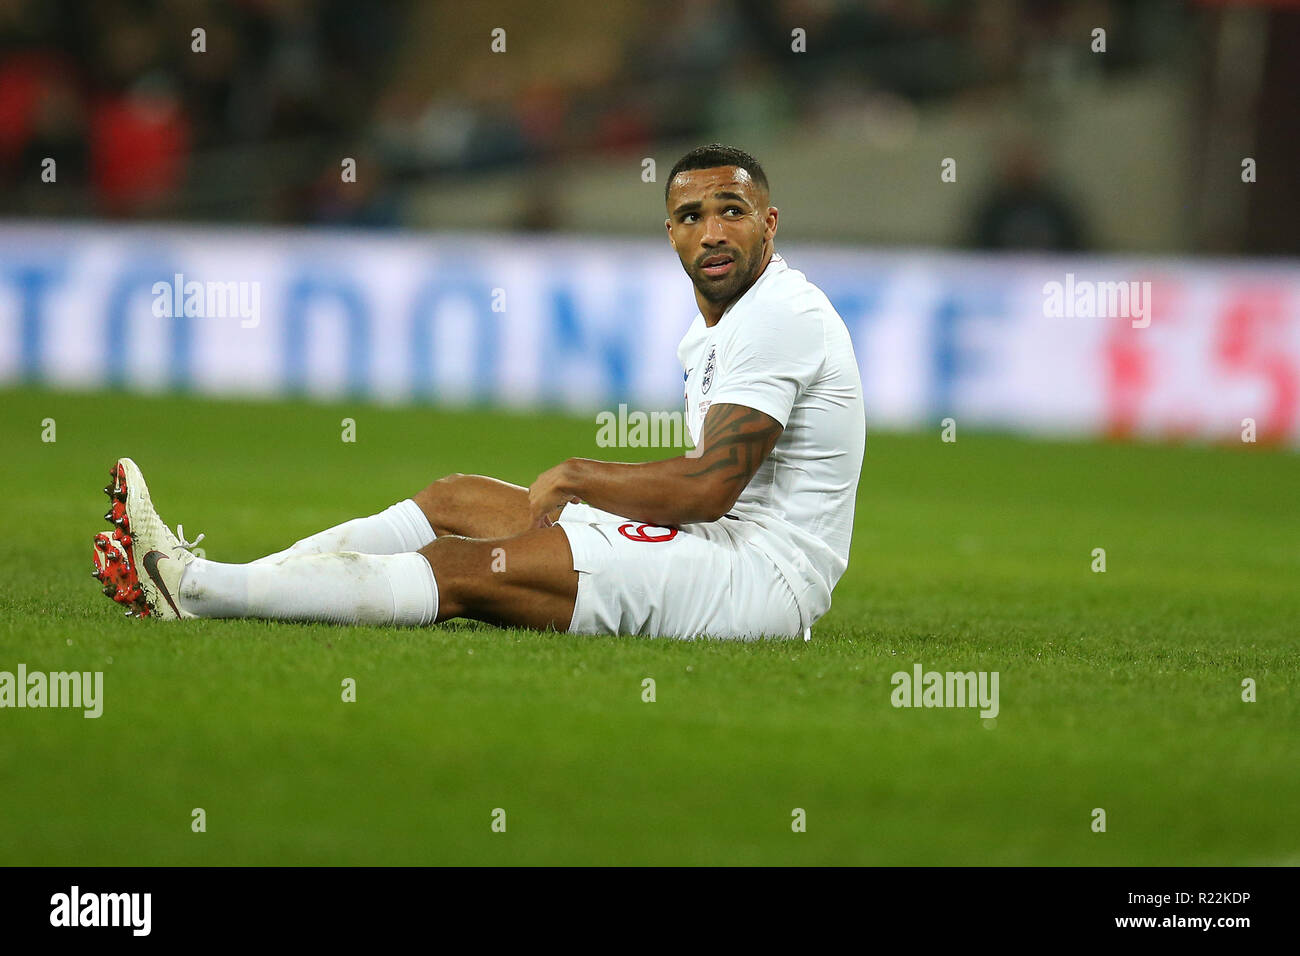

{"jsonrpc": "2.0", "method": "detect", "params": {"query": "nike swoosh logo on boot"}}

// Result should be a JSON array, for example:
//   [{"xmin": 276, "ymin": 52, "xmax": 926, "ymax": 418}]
[{"xmin": 142, "ymin": 550, "xmax": 183, "ymax": 618}]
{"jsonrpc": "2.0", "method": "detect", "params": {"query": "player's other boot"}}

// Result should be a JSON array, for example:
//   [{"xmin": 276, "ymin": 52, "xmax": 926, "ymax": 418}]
[{"xmin": 92, "ymin": 458, "xmax": 203, "ymax": 620}]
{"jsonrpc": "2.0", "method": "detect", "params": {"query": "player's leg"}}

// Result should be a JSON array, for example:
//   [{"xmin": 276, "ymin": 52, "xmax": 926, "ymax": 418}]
[
  {"xmin": 96, "ymin": 457, "xmax": 574, "ymax": 625},
  {"xmin": 418, "ymin": 529, "xmax": 577, "ymax": 629},
  {"xmin": 250, "ymin": 498, "xmax": 435, "ymax": 564},
  {"xmin": 176, "ymin": 528, "xmax": 577, "ymax": 630},
  {"xmin": 251, "ymin": 473, "xmax": 530, "ymax": 565},
  {"xmin": 97, "ymin": 457, "xmax": 791, "ymax": 638},
  {"xmin": 411, "ymin": 473, "xmax": 532, "ymax": 539}
]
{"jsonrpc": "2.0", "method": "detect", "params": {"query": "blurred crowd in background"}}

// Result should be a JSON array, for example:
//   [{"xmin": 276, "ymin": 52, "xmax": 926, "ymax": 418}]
[
  {"xmin": 0, "ymin": 0, "xmax": 1295, "ymax": 252},
  {"xmin": 0, "ymin": 0, "xmax": 399, "ymax": 221}
]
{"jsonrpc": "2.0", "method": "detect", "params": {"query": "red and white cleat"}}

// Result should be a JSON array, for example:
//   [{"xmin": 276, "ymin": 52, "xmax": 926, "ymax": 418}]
[
  {"xmin": 92, "ymin": 528, "xmax": 147, "ymax": 616},
  {"xmin": 93, "ymin": 459, "xmax": 202, "ymax": 620}
]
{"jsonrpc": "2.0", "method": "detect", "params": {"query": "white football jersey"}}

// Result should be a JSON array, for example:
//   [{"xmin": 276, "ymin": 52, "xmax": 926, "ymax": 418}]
[{"xmin": 676, "ymin": 252, "xmax": 866, "ymax": 629}]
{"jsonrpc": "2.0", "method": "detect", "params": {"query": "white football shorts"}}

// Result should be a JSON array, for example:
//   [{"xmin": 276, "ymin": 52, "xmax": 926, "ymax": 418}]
[{"xmin": 555, "ymin": 502, "xmax": 803, "ymax": 640}]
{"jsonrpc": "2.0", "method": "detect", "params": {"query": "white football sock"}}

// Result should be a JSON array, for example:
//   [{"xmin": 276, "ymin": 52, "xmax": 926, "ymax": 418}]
[
  {"xmin": 178, "ymin": 551, "xmax": 439, "ymax": 625},
  {"xmin": 251, "ymin": 499, "xmax": 435, "ymax": 564}
]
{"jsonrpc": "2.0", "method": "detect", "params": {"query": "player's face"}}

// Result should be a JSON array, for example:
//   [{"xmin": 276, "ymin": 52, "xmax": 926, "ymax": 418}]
[{"xmin": 665, "ymin": 166, "xmax": 776, "ymax": 305}]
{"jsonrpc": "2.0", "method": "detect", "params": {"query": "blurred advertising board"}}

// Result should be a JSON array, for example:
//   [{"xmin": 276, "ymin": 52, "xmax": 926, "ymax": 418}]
[{"xmin": 2, "ymin": 223, "xmax": 1297, "ymax": 445}]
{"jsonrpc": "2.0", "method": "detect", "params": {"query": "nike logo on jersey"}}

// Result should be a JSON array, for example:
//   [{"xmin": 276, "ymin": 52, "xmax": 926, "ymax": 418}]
[{"xmin": 142, "ymin": 549, "xmax": 183, "ymax": 617}]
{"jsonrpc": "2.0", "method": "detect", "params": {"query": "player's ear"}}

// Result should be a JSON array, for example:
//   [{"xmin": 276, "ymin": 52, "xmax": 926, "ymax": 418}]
[
  {"xmin": 665, "ymin": 217, "xmax": 676, "ymax": 246},
  {"xmin": 765, "ymin": 206, "xmax": 779, "ymax": 241}
]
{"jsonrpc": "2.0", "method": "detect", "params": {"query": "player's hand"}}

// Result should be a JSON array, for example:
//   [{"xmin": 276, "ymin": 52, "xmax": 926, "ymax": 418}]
[{"xmin": 528, "ymin": 461, "xmax": 582, "ymax": 528}]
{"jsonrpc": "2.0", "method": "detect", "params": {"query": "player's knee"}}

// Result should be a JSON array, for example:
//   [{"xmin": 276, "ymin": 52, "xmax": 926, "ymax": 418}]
[
  {"xmin": 413, "ymin": 473, "xmax": 469, "ymax": 524},
  {"xmin": 418, "ymin": 473, "xmax": 468, "ymax": 500},
  {"xmin": 419, "ymin": 535, "xmax": 493, "ymax": 610}
]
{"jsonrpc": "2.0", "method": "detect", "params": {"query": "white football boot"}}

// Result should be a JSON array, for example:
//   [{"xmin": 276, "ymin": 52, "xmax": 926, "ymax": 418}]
[{"xmin": 93, "ymin": 458, "xmax": 203, "ymax": 619}]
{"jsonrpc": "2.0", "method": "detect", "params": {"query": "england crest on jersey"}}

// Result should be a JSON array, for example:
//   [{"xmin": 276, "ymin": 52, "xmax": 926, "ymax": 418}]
[{"xmin": 701, "ymin": 345, "xmax": 716, "ymax": 394}]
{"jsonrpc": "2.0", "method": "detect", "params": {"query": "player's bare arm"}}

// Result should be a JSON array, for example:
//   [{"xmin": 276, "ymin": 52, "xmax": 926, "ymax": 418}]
[{"xmin": 527, "ymin": 401, "xmax": 783, "ymax": 528}]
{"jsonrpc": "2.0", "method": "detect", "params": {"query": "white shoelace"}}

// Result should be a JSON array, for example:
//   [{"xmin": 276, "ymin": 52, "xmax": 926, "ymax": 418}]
[{"xmin": 175, "ymin": 524, "xmax": 206, "ymax": 551}]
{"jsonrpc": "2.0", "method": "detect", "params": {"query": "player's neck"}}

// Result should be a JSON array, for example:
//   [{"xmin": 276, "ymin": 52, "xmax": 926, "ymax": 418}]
[{"xmin": 699, "ymin": 246, "xmax": 775, "ymax": 327}]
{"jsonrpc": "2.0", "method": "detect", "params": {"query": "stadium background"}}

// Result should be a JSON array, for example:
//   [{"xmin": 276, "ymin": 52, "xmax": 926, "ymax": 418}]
[
  {"xmin": 1, "ymin": 0, "xmax": 1297, "ymax": 868},
  {"xmin": 2, "ymin": 0, "xmax": 1299, "ymax": 440}
]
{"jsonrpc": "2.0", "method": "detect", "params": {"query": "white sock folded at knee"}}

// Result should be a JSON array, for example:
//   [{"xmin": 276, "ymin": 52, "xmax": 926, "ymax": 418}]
[
  {"xmin": 252, "ymin": 499, "xmax": 435, "ymax": 564},
  {"xmin": 179, "ymin": 550, "xmax": 439, "ymax": 626}
]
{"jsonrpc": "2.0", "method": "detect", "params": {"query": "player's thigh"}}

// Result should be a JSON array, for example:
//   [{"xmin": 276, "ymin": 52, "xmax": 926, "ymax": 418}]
[
  {"xmin": 419, "ymin": 527, "xmax": 578, "ymax": 631},
  {"xmin": 558, "ymin": 517, "xmax": 802, "ymax": 640},
  {"xmin": 413, "ymin": 473, "xmax": 531, "ymax": 539}
]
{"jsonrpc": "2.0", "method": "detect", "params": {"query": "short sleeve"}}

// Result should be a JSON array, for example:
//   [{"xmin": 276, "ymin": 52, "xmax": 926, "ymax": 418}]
[{"xmin": 707, "ymin": 307, "xmax": 825, "ymax": 428}]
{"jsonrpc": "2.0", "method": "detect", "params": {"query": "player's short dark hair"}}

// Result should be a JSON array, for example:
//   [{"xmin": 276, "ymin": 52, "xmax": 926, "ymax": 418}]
[{"xmin": 665, "ymin": 144, "xmax": 769, "ymax": 204}]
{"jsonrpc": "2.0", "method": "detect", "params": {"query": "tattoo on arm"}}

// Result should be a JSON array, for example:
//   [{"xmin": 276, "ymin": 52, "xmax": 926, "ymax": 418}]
[{"xmin": 683, "ymin": 403, "xmax": 784, "ymax": 502}]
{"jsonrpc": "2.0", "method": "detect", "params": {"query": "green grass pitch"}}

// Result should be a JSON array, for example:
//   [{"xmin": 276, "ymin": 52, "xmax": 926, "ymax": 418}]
[{"xmin": 2, "ymin": 385, "xmax": 1297, "ymax": 865}]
